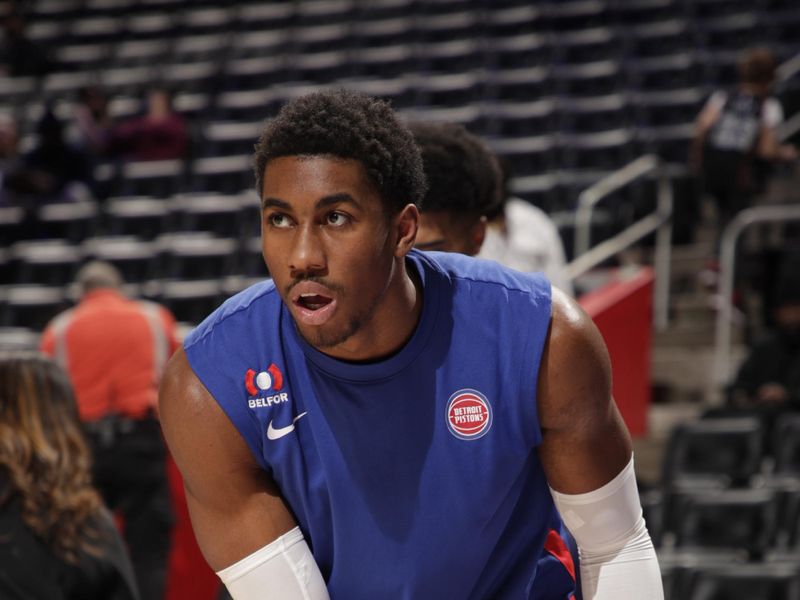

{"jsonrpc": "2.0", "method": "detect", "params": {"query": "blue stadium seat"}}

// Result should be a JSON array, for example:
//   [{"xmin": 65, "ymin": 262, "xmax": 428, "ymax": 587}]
[
  {"xmin": 552, "ymin": 60, "xmax": 622, "ymax": 97},
  {"xmin": 113, "ymin": 39, "xmax": 173, "ymax": 70},
  {"xmin": 82, "ymin": 235, "xmax": 161, "ymax": 283},
  {"xmin": 556, "ymin": 27, "xmax": 620, "ymax": 65},
  {"xmin": 674, "ymin": 488, "xmax": 780, "ymax": 556},
  {"xmin": 624, "ymin": 19, "xmax": 694, "ymax": 59},
  {"xmin": 118, "ymin": 159, "xmax": 186, "ymax": 199},
  {"xmin": 484, "ymin": 5, "xmax": 544, "ymax": 37},
  {"xmin": 189, "ymin": 155, "xmax": 253, "ymax": 196},
  {"xmin": 11, "ymin": 240, "xmax": 82, "ymax": 287},
  {"xmin": 104, "ymin": 196, "xmax": 172, "ymax": 240},
  {"xmin": 686, "ymin": 562, "xmax": 800, "ymax": 600},
  {"xmin": 157, "ymin": 279, "xmax": 222, "ymax": 325},
  {"xmin": 353, "ymin": 16, "xmax": 413, "ymax": 49},
  {"xmin": 170, "ymin": 192, "xmax": 247, "ymax": 238},
  {"xmin": 352, "ymin": 44, "xmax": 416, "ymax": 79},
  {"xmin": 179, "ymin": 7, "xmax": 235, "ymax": 35},
  {"xmin": 487, "ymin": 32, "xmax": 552, "ymax": 70},
  {"xmin": 482, "ymin": 99, "xmax": 558, "ymax": 138},
  {"xmin": 160, "ymin": 235, "xmax": 239, "ymax": 280},
  {"xmin": 2, "ymin": 284, "xmax": 66, "ymax": 331},
  {"xmin": 296, "ymin": 0, "xmax": 354, "ymax": 27},
  {"xmin": 37, "ymin": 200, "xmax": 100, "ymax": 244},
  {"xmin": 662, "ymin": 417, "xmax": 764, "ymax": 487},
  {"xmin": 774, "ymin": 415, "xmax": 800, "ymax": 475},
  {"xmin": 558, "ymin": 93, "xmax": 630, "ymax": 133},
  {"xmin": 68, "ymin": 16, "xmax": 123, "ymax": 45},
  {"xmin": 417, "ymin": 39, "xmax": 483, "ymax": 74},
  {"xmin": 485, "ymin": 67, "xmax": 552, "ymax": 102}
]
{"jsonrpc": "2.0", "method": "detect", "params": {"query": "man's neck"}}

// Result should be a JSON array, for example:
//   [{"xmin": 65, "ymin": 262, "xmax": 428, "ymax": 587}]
[{"xmin": 318, "ymin": 257, "xmax": 423, "ymax": 364}]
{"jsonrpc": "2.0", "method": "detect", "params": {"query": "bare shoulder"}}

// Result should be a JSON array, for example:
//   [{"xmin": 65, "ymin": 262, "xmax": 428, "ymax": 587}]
[
  {"xmin": 537, "ymin": 287, "xmax": 631, "ymax": 493},
  {"xmin": 159, "ymin": 348, "xmax": 295, "ymax": 570},
  {"xmin": 538, "ymin": 287, "xmax": 612, "ymax": 432}
]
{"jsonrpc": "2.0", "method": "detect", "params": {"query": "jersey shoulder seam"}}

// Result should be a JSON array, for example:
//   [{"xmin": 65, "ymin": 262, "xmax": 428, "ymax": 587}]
[{"xmin": 185, "ymin": 284, "xmax": 279, "ymax": 349}]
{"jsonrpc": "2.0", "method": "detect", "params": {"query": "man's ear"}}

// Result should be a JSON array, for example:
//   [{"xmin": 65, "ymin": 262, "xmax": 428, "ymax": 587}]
[
  {"xmin": 469, "ymin": 216, "xmax": 488, "ymax": 256},
  {"xmin": 394, "ymin": 203, "xmax": 420, "ymax": 258}
]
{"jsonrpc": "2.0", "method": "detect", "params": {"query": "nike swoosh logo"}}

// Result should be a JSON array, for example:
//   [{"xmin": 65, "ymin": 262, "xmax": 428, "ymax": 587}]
[{"xmin": 266, "ymin": 412, "xmax": 307, "ymax": 441}]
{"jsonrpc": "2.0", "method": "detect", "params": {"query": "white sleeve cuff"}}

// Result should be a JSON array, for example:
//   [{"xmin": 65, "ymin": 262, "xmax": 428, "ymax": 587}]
[{"xmin": 217, "ymin": 527, "xmax": 329, "ymax": 600}]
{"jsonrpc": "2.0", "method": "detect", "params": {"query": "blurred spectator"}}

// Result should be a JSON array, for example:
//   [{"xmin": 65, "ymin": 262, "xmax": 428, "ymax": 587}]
[
  {"xmin": 73, "ymin": 86, "xmax": 114, "ymax": 159},
  {"xmin": 410, "ymin": 121, "xmax": 573, "ymax": 294},
  {"xmin": 479, "ymin": 160, "xmax": 573, "ymax": 296},
  {"xmin": 40, "ymin": 261, "xmax": 179, "ymax": 600},
  {"xmin": 23, "ymin": 108, "xmax": 94, "ymax": 201},
  {"xmin": 109, "ymin": 86, "xmax": 189, "ymax": 161},
  {"xmin": 690, "ymin": 48, "xmax": 798, "ymax": 250},
  {"xmin": 0, "ymin": 11, "xmax": 55, "ymax": 77},
  {"xmin": 731, "ymin": 264, "xmax": 800, "ymax": 410},
  {"xmin": 0, "ymin": 352, "xmax": 139, "ymax": 600},
  {"xmin": 0, "ymin": 113, "xmax": 24, "ymax": 204},
  {"xmin": 410, "ymin": 121, "xmax": 501, "ymax": 256}
]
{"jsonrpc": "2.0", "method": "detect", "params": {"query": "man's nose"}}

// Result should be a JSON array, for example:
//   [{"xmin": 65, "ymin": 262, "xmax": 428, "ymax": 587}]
[{"xmin": 288, "ymin": 225, "xmax": 326, "ymax": 276}]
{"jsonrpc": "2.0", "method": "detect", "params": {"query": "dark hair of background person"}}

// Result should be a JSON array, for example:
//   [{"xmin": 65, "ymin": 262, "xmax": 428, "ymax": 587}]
[
  {"xmin": 0, "ymin": 353, "xmax": 106, "ymax": 564},
  {"xmin": 253, "ymin": 89, "xmax": 427, "ymax": 215},
  {"xmin": 738, "ymin": 47, "xmax": 778, "ymax": 88},
  {"xmin": 409, "ymin": 121, "xmax": 504, "ymax": 223}
]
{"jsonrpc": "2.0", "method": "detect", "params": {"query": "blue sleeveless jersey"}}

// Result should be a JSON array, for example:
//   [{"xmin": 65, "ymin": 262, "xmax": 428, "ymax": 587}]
[{"xmin": 185, "ymin": 250, "xmax": 577, "ymax": 599}]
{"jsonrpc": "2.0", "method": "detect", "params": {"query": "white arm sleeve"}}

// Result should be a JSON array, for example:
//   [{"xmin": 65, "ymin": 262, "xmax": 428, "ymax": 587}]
[
  {"xmin": 549, "ymin": 456, "xmax": 663, "ymax": 600},
  {"xmin": 216, "ymin": 527, "xmax": 330, "ymax": 600}
]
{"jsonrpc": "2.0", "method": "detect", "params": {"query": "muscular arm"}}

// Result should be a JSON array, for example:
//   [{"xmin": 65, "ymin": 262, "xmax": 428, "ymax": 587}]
[
  {"xmin": 159, "ymin": 348, "xmax": 296, "ymax": 571},
  {"xmin": 538, "ymin": 288, "xmax": 631, "ymax": 492},
  {"xmin": 538, "ymin": 289, "xmax": 662, "ymax": 599}
]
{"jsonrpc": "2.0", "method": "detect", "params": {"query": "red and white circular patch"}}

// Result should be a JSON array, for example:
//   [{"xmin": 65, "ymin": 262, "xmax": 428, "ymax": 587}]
[{"xmin": 446, "ymin": 389, "xmax": 492, "ymax": 440}]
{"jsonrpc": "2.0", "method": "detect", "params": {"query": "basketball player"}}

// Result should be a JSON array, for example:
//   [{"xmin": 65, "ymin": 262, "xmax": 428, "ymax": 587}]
[
  {"xmin": 410, "ymin": 121, "xmax": 573, "ymax": 295},
  {"xmin": 159, "ymin": 90, "xmax": 663, "ymax": 599},
  {"xmin": 409, "ymin": 121, "xmax": 502, "ymax": 256}
]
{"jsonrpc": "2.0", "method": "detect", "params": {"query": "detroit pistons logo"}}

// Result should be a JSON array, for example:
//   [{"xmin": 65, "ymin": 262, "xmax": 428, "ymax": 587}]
[
  {"xmin": 446, "ymin": 389, "xmax": 492, "ymax": 440},
  {"xmin": 245, "ymin": 363, "xmax": 284, "ymax": 396}
]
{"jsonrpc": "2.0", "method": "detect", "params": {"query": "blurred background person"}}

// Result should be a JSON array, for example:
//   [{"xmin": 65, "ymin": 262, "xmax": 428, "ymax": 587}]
[
  {"xmin": 730, "ymin": 260, "xmax": 800, "ymax": 419},
  {"xmin": 0, "ymin": 11, "xmax": 55, "ymax": 77},
  {"xmin": 410, "ymin": 120, "xmax": 502, "ymax": 256},
  {"xmin": 0, "ymin": 113, "xmax": 24, "ymax": 205},
  {"xmin": 108, "ymin": 86, "xmax": 189, "ymax": 162},
  {"xmin": 411, "ymin": 121, "xmax": 573, "ymax": 295},
  {"xmin": 0, "ymin": 352, "xmax": 139, "ymax": 600},
  {"xmin": 40, "ymin": 261, "xmax": 179, "ymax": 600},
  {"xmin": 22, "ymin": 108, "xmax": 95, "ymax": 202},
  {"xmin": 690, "ymin": 47, "xmax": 798, "ymax": 256},
  {"xmin": 72, "ymin": 85, "xmax": 114, "ymax": 160}
]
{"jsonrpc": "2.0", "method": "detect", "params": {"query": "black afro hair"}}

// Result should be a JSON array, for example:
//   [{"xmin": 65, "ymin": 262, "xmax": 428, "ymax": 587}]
[
  {"xmin": 408, "ymin": 121, "xmax": 503, "ymax": 221},
  {"xmin": 254, "ymin": 89, "xmax": 427, "ymax": 215}
]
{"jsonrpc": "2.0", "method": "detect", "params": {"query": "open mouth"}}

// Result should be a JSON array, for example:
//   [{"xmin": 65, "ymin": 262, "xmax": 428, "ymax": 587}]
[
  {"xmin": 297, "ymin": 293, "xmax": 333, "ymax": 311},
  {"xmin": 290, "ymin": 283, "xmax": 338, "ymax": 326}
]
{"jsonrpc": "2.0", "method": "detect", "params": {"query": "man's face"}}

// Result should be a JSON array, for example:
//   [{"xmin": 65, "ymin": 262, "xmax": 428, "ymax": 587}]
[
  {"xmin": 260, "ymin": 156, "xmax": 398, "ymax": 352},
  {"xmin": 415, "ymin": 211, "xmax": 485, "ymax": 256}
]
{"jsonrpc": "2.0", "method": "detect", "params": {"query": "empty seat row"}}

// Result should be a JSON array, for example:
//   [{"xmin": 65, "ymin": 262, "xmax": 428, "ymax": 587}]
[
  {"xmin": 0, "ymin": 266, "xmax": 267, "ymax": 330},
  {"xmin": 658, "ymin": 549, "xmax": 800, "ymax": 600}
]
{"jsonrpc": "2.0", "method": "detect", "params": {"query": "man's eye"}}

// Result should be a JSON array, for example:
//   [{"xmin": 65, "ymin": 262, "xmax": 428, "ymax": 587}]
[
  {"xmin": 268, "ymin": 214, "xmax": 291, "ymax": 228},
  {"xmin": 326, "ymin": 212, "xmax": 349, "ymax": 226}
]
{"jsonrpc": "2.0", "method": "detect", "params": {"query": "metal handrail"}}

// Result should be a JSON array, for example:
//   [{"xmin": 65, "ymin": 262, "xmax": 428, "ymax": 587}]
[
  {"xmin": 713, "ymin": 204, "xmax": 800, "ymax": 385},
  {"xmin": 777, "ymin": 51, "xmax": 800, "ymax": 143},
  {"xmin": 776, "ymin": 51, "xmax": 800, "ymax": 84},
  {"xmin": 778, "ymin": 111, "xmax": 800, "ymax": 144},
  {"xmin": 569, "ymin": 154, "xmax": 673, "ymax": 330}
]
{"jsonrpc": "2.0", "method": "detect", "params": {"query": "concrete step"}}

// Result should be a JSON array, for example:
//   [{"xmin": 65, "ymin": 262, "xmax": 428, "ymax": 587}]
[{"xmin": 650, "ymin": 343, "xmax": 748, "ymax": 403}]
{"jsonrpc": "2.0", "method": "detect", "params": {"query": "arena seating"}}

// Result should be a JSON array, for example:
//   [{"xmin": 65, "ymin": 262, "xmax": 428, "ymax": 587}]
[{"xmin": 1, "ymin": 3, "xmax": 799, "ymax": 597}]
